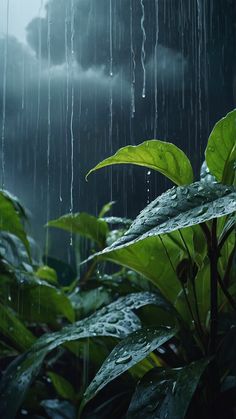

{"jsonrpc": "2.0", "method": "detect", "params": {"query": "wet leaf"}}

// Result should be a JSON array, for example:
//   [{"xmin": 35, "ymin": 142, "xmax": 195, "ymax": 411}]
[
  {"xmin": 97, "ymin": 236, "xmax": 183, "ymax": 301},
  {"xmin": 0, "ymin": 295, "xmax": 143, "ymax": 418},
  {"xmin": 205, "ymin": 109, "xmax": 236, "ymax": 185},
  {"xmin": 0, "ymin": 304, "xmax": 35, "ymax": 351},
  {"xmin": 0, "ymin": 191, "xmax": 30, "ymax": 256},
  {"xmin": 83, "ymin": 326, "xmax": 177, "ymax": 404},
  {"xmin": 47, "ymin": 212, "xmax": 108, "ymax": 248},
  {"xmin": 127, "ymin": 359, "xmax": 209, "ymax": 419},
  {"xmin": 9, "ymin": 275, "xmax": 75, "ymax": 324},
  {"xmin": 36, "ymin": 265, "xmax": 58, "ymax": 284},
  {"xmin": 86, "ymin": 140, "xmax": 193, "ymax": 186},
  {"xmin": 41, "ymin": 399, "xmax": 76, "ymax": 419},
  {"xmin": 99, "ymin": 182, "xmax": 236, "ymax": 251}
]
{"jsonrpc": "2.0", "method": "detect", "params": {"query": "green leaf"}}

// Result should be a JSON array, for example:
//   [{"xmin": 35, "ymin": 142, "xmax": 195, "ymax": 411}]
[
  {"xmin": 98, "ymin": 201, "xmax": 115, "ymax": 218},
  {"xmin": 86, "ymin": 140, "xmax": 193, "ymax": 186},
  {"xmin": 98, "ymin": 182, "xmax": 236, "ymax": 251},
  {"xmin": 0, "ymin": 304, "xmax": 35, "ymax": 351},
  {"xmin": 35, "ymin": 265, "xmax": 58, "ymax": 284},
  {"xmin": 0, "ymin": 292, "xmax": 158, "ymax": 417},
  {"xmin": 97, "ymin": 236, "xmax": 182, "ymax": 301},
  {"xmin": 9, "ymin": 274, "xmax": 75, "ymax": 324},
  {"xmin": 0, "ymin": 191, "xmax": 30, "ymax": 255},
  {"xmin": 127, "ymin": 359, "xmax": 209, "ymax": 419},
  {"xmin": 83, "ymin": 326, "xmax": 177, "ymax": 404},
  {"xmin": 47, "ymin": 212, "xmax": 108, "ymax": 248},
  {"xmin": 206, "ymin": 109, "xmax": 236, "ymax": 185},
  {"xmin": 47, "ymin": 372, "xmax": 76, "ymax": 401}
]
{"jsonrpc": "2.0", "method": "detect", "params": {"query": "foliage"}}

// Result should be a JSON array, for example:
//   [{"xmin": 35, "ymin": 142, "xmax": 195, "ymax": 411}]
[{"xmin": 0, "ymin": 109, "xmax": 235, "ymax": 418}]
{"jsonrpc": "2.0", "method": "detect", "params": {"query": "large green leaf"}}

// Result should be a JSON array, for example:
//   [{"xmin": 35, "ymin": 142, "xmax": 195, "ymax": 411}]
[
  {"xmin": 86, "ymin": 140, "xmax": 193, "ymax": 186},
  {"xmin": 97, "ymin": 236, "xmax": 183, "ymax": 301},
  {"xmin": 0, "ymin": 304, "xmax": 35, "ymax": 351},
  {"xmin": 0, "ymin": 191, "xmax": 29, "ymax": 255},
  {"xmin": 47, "ymin": 212, "xmax": 108, "ymax": 248},
  {"xmin": 206, "ymin": 109, "xmax": 236, "ymax": 185},
  {"xmin": 8, "ymin": 274, "xmax": 75, "ymax": 324},
  {"xmin": 98, "ymin": 182, "xmax": 235, "ymax": 251},
  {"xmin": 0, "ymin": 292, "xmax": 159, "ymax": 418},
  {"xmin": 127, "ymin": 359, "xmax": 209, "ymax": 419},
  {"xmin": 83, "ymin": 326, "xmax": 177, "ymax": 404}
]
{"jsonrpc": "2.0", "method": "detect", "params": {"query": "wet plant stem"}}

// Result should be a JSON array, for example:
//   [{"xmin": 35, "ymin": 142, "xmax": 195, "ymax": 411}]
[{"xmin": 209, "ymin": 219, "xmax": 218, "ymax": 356}]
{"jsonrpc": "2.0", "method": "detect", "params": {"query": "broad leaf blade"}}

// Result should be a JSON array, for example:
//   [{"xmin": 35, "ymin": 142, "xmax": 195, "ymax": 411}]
[
  {"xmin": 100, "ymin": 182, "xmax": 236, "ymax": 251},
  {"xmin": 127, "ymin": 359, "xmax": 209, "ymax": 419},
  {"xmin": 0, "ymin": 292, "xmax": 158, "ymax": 418},
  {"xmin": 206, "ymin": 109, "xmax": 236, "ymax": 185},
  {"xmin": 86, "ymin": 140, "xmax": 193, "ymax": 186},
  {"xmin": 83, "ymin": 326, "xmax": 177, "ymax": 404},
  {"xmin": 47, "ymin": 212, "xmax": 108, "ymax": 248},
  {"xmin": 0, "ymin": 191, "xmax": 30, "ymax": 255},
  {"xmin": 0, "ymin": 304, "xmax": 35, "ymax": 351}
]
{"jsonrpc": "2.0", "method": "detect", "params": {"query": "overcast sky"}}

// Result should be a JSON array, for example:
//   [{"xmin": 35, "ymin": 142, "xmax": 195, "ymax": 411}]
[{"xmin": 0, "ymin": 0, "xmax": 45, "ymax": 43}]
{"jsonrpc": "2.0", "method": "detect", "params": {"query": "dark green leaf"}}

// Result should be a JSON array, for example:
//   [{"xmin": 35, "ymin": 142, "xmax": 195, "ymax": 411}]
[
  {"xmin": 0, "ymin": 191, "xmax": 30, "ymax": 255},
  {"xmin": 0, "ymin": 294, "xmax": 144, "ymax": 418},
  {"xmin": 83, "ymin": 326, "xmax": 177, "ymax": 404},
  {"xmin": 41, "ymin": 399, "xmax": 76, "ymax": 419},
  {"xmin": 206, "ymin": 109, "xmax": 236, "ymax": 185},
  {"xmin": 127, "ymin": 359, "xmax": 209, "ymax": 419},
  {"xmin": 0, "ymin": 304, "xmax": 35, "ymax": 351},
  {"xmin": 100, "ymin": 182, "xmax": 235, "ymax": 251},
  {"xmin": 86, "ymin": 140, "xmax": 193, "ymax": 186},
  {"xmin": 47, "ymin": 212, "xmax": 108, "ymax": 248}
]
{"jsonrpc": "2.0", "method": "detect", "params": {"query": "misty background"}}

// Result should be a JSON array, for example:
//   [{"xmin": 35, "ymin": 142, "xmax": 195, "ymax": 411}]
[{"xmin": 0, "ymin": 0, "xmax": 235, "ymax": 261}]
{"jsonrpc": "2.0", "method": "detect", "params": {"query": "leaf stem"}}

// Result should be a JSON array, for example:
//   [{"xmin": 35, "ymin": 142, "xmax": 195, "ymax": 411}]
[{"xmin": 209, "ymin": 219, "xmax": 218, "ymax": 356}]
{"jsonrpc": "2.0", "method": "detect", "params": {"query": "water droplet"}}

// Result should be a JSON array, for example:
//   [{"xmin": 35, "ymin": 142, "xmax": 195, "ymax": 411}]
[
  {"xmin": 115, "ymin": 354, "xmax": 132, "ymax": 364},
  {"xmin": 105, "ymin": 325, "xmax": 116, "ymax": 334}
]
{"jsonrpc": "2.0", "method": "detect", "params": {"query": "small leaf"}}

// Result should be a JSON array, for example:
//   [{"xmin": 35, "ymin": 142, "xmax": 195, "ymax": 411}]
[
  {"xmin": 98, "ymin": 182, "xmax": 235, "ymax": 251},
  {"xmin": 36, "ymin": 265, "xmax": 58, "ymax": 284},
  {"xmin": 47, "ymin": 212, "xmax": 108, "ymax": 248},
  {"xmin": 86, "ymin": 140, "xmax": 193, "ymax": 186},
  {"xmin": 83, "ymin": 326, "xmax": 177, "ymax": 404},
  {"xmin": 206, "ymin": 109, "xmax": 236, "ymax": 185},
  {"xmin": 98, "ymin": 201, "xmax": 115, "ymax": 218},
  {"xmin": 127, "ymin": 359, "xmax": 209, "ymax": 419},
  {"xmin": 47, "ymin": 372, "xmax": 76, "ymax": 401},
  {"xmin": 0, "ymin": 191, "xmax": 30, "ymax": 256}
]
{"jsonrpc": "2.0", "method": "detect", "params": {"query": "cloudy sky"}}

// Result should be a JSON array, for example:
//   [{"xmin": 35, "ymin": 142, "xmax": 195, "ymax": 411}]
[{"xmin": 0, "ymin": 0, "xmax": 235, "ymax": 253}]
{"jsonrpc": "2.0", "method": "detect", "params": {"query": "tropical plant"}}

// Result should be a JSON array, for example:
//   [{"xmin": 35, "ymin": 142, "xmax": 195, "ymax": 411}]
[{"xmin": 0, "ymin": 109, "xmax": 235, "ymax": 418}]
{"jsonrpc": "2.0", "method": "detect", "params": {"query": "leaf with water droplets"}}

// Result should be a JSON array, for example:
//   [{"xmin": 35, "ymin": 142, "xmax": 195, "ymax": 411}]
[
  {"xmin": 0, "ymin": 294, "xmax": 144, "ymax": 418},
  {"xmin": 206, "ymin": 109, "xmax": 236, "ymax": 185},
  {"xmin": 86, "ymin": 140, "xmax": 193, "ymax": 186},
  {"xmin": 83, "ymin": 326, "xmax": 177, "ymax": 405},
  {"xmin": 95, "ymin": 182, "xmax": 236, "ymax": 252},
  {"xmin": 127, "ymin": 359, "xmax": 209, "ymax": 419}
]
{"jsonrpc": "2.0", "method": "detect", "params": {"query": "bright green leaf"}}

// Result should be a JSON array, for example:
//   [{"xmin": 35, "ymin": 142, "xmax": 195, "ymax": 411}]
[
  {"xmin": 86, "ymin": 140, "xmax": 193, "ymax": 186},
  {"xmin": 36, "ymin": 265, "xmax": 58, "ymax": 284},
  {"xmin": 206, "ymin": 109, "xmax": 236, "ymax": 185}
]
